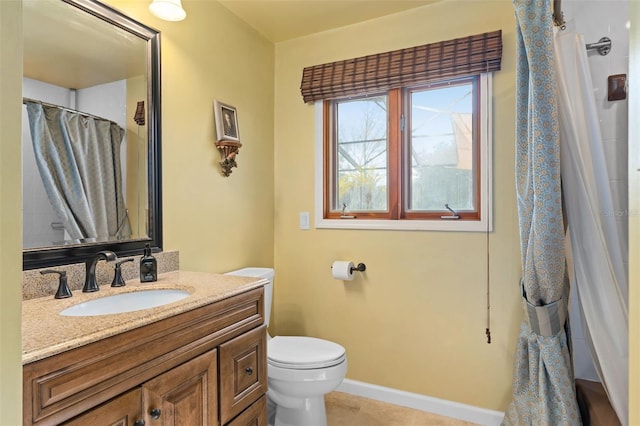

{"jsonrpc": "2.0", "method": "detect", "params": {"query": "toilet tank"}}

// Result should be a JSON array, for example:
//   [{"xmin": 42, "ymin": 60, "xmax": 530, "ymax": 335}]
[{"xmin": 225, "ymin": 267, "xmax": 274, "ymax": 328}]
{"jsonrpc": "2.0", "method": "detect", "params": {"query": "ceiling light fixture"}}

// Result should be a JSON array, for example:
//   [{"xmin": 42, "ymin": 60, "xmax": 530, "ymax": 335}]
[{"xmin": 149, "ymin": 0, "xmax": 186, "ymax": 21}]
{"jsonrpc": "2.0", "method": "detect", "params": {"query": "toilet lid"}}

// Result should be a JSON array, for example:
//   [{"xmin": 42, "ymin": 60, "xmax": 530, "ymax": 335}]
[{"xmin": 268, "ymin": 336, "xmax": 346, "ymax": 369}]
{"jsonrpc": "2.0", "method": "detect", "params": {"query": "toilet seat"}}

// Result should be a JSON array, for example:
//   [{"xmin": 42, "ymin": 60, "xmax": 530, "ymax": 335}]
[{"xmin": 268, "ymin": 336, "xmax": 346, "ymax": 370}]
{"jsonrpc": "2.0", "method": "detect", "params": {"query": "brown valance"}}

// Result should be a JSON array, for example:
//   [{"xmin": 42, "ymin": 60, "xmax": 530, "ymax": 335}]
[{"xmin": 300, "ymin": 30, "xmax": 502, "ymax": 103}]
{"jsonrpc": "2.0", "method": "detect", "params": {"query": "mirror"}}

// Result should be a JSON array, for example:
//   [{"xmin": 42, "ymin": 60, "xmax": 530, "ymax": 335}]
[{"xmin": 22, "ymin": 0, "xmax": 162, "ymax": 269}]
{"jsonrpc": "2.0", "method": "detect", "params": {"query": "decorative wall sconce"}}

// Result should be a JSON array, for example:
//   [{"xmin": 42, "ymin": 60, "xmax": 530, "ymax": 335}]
[
  {"xmin": 149, "ymin": 0, "xmax": 186, "ymax": 21},
  {"xmin": 133, "ymin": 101, "xmax": 145, "ymax": 125},
  {"xmin": 213, "ymin": 100, "xmax": 241, "ymax": 177},
  {"xmin": 215, "ymin": 141, "xmax": 242, "ymax": 177}
]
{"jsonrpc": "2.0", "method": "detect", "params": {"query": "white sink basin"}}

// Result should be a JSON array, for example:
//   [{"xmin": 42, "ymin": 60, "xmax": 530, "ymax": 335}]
[{"xmin": 60, "ymin": 289, "xmax": 191, "ymax": 316}]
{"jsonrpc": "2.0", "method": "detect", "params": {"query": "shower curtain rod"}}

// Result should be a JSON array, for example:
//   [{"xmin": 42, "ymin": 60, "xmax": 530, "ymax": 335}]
[
  {"xmin": 552, "ymin": 0, "xmax": 612, "ymax": 56},
  {"xmin": 553, "ymin": 0, "xmax": 566, "ymax": 28},
  {"xmin": 22, "ymin": 97, "xmax": 118, "ymax": 125}
]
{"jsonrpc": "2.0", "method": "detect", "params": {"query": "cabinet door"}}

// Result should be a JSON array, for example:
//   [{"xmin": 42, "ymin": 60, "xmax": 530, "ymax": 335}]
[
  {"xmin": 142, "ymin": 349, "xmax": 218, "ymax": 426},
  {"xmin": 220, "ymin": 325, "xmax": 267, "ymax": 424},
  {"xmin": 226, "ymin": 395, "xmax": 267, "ymax": 426},
  {"xmin": 62, "ymin": 388, "xmax": 142, "ymax": 426}
]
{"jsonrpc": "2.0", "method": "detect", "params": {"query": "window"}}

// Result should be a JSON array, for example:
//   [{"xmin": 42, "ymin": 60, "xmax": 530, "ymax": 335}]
[
  {"xmin": 325, "ymin": 74, "xmax": 486, "ymax": 222},
  {"xmin": 303, "ymin": 31, "xmax": 501, "ymax": 231},
  {"xmin": 316, "ymin": 74, "xmax": 491, "ymax": 231},
  {"xmin": 330, "ymin": 93, "xmax": 391, "ymax": 215}
]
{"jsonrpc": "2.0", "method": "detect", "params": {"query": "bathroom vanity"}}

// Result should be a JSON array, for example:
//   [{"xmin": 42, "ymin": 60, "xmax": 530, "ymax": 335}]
[{"xmin": 22, "ymin": 271, "xmax": 268, "ymax": 426}]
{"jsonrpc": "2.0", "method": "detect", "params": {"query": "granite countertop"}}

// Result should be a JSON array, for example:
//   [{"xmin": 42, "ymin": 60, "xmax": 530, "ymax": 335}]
[{"xmin": 22, "ymin": 270, "xmax": 266, "ymax": 365}]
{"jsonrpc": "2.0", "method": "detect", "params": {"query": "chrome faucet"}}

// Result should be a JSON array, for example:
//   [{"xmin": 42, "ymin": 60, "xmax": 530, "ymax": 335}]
[{"xmin": 83, "ymin": 251, "xmax": 117, "ymax": 292}]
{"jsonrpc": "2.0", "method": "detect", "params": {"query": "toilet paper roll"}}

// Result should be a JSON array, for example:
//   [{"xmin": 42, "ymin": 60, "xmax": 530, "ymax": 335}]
[{"xmin": 331, "ymin": 261, "xmax": 354, "ymax": 281}]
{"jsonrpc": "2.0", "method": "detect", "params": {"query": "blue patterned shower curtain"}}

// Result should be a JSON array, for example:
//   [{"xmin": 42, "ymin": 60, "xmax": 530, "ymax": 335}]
[{"xmin": 502, "ymin": 0, "xmax": 581, "ymax": 424}]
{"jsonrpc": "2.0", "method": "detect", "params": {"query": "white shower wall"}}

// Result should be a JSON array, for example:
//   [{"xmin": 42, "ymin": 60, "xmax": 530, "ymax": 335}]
[
  {"xmin": 22, "ymin": 78, "xmax": 71, "ymax": 247},
  {"xmin": 563, "ymin": 0, "xmax": 629, "ymax": 381}
]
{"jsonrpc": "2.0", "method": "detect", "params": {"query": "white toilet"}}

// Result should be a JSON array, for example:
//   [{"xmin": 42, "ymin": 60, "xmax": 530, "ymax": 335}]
[{"xmin": 225, "ymin": 267, "xmax": 347, "ymax": 426}]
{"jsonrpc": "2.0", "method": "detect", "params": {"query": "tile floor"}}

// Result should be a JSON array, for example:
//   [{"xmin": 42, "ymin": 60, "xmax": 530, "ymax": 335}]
[{"xmin": 325, "ymin": 392, "xmax": 479, "ymax": 426}]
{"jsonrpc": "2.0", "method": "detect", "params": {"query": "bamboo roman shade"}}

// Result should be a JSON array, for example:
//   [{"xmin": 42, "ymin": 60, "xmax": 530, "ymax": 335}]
[{"xmin": 300, "ymin": 30, "xmax": 502, "ymax": 103}]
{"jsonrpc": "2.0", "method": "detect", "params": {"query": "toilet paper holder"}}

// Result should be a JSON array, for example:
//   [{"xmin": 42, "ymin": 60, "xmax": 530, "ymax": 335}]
[{"xmin": 350, "ymin": 263, "xmax": 366, "ymax": 273}]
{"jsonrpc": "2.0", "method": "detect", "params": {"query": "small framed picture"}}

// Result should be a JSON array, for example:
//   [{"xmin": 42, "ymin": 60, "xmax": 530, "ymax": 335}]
[{"xmin": 214, "ymin": 100, "xmax": 240, "ymax": 142}]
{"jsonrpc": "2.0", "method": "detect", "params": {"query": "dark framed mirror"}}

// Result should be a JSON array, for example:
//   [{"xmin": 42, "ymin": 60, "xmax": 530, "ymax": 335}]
[{"xmin": 22, "ymin": 0, "xmax": 162, "ymax": 269}]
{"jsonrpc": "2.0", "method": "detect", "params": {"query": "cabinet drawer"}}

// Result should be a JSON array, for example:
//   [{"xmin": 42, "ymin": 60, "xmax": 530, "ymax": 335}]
[
  {"xmin": 226, "ymin": 395, "xmax": 267, "ymax": 426},
  {"xmin": 219, "ymin": 325, "xmax": 267, "ymax": 424}
]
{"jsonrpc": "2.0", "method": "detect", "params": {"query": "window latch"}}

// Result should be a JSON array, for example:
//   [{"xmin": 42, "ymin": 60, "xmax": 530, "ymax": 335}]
[
  {"xmin": 340, "ymin": 203, "xmax": 356, "ymax": 219},
  {"xmin": 441, "ymin": 204, "xmax": 460, "ymax": 220}
]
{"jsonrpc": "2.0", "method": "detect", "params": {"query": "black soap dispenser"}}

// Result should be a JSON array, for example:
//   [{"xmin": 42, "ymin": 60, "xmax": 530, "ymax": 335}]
[{"xmin": 140, "ymin": 243, "xmax": 157, "ymax": 282}]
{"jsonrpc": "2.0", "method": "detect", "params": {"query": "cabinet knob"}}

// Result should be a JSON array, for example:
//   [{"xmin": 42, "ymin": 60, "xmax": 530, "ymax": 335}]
[
  {"xmin": 134, "ymin": 420, "xmax": 145, "ymax": 426},
  {"xmin": 245, "ymin": 367, "xmax": 253, "ymax": 376},
  {"xmin": 149, "ymin": 408, "xmax": 162, "ymax": 420}
]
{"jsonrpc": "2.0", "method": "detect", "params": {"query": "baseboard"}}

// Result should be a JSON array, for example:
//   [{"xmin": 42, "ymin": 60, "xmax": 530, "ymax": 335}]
[{"xmin": 337, "ymin": 379, "xmax": 504, "ymax": 426}]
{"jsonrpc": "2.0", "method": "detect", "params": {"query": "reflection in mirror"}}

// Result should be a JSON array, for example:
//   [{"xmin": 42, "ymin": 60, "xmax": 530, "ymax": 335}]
[{"xmin": 22, "ymin": 0, "xmax": 162, "ymax": 269}]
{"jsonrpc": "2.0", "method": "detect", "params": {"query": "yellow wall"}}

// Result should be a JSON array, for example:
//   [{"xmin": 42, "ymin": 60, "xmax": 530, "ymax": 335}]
[
  {"xmin": 125, "ymin": 75, "xmax": 148, "ymax": 239},
  {"xmin": 273, "ymin": 0, "xmax": 521, "ymax": 411},
  {"xmin": 109, "ymin": 0, "xmax": 276, "ymax": 273},
  {"xmin": 0, "ymin": 1, "xmax": 24, "ymax": 424}
]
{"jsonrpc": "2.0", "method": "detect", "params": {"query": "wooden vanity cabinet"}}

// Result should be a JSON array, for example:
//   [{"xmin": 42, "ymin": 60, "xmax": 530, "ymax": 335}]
[{"xmin": 24, "ymin": 288, "xmax": 267, "ymax": 426}]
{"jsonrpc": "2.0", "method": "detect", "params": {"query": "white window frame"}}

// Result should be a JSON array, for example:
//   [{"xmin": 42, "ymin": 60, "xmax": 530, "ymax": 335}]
[{"xmin": 314, "ymin": 73, "xmax": 493, "ymax": 232}]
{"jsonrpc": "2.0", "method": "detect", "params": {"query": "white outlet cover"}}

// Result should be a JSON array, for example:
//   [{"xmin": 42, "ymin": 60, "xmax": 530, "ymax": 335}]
[{"xmin": 299, "ymin": 212, "xmax": 310, "ymax": 230}]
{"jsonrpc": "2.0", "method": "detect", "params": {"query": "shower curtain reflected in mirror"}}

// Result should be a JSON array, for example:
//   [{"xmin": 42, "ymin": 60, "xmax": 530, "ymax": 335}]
[
  {"xmin": 554, "ymin": 26, "xmax": 629, "ymax": 425},
  {"xmin": 26, "ymin": 102, "xmax": 131, "ymax": 244}
]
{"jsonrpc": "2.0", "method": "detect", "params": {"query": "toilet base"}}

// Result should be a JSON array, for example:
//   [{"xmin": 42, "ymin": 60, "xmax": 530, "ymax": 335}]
[{"xmin": 272, "ymin": 396, "xmax": 327, "ymax": 426}]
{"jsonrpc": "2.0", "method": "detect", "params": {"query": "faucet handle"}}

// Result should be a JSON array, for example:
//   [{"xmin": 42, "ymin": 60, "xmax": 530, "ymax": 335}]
[
  {"xmin": 40, "ymin": 269, "xmax": 72, "ymax": 299},
  {"xmin": 111, "ymin": 258, "xmax": 134, "ymax": 287},
  {"xmin": 97, "ymin": 250, "xmax": 118, "ymax": 261}
]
